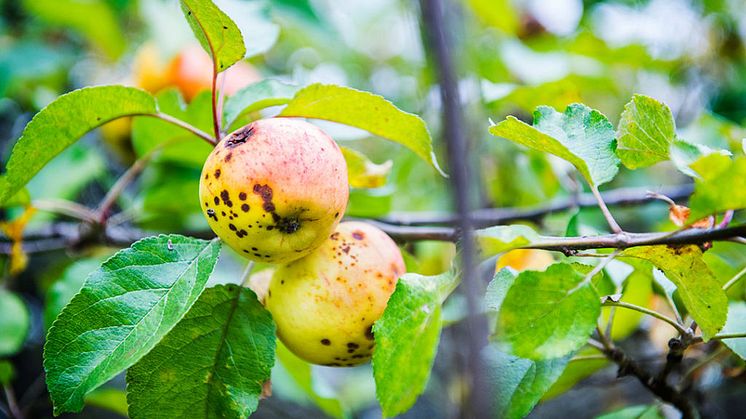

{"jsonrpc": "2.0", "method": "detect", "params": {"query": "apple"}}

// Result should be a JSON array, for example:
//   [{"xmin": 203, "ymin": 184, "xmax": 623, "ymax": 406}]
[
  {"xmin": 265, "ymin": 221, "xmax": 405, "ymax": 367},
  {"xmin": 199, "ymin": 118, "xmax": 348, "ymax": 264}
]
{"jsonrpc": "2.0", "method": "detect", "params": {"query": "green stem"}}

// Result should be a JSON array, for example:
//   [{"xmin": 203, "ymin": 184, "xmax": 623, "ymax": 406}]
[
  {"xmin": 722, "ymin": 266, "xmax": 746, "ymax": 292},
  {"xmin": 591, "ymin": 186, "xmax": 623, "ymax": 233},
  {"xmin": 602, "ymin": 300, "xmax": 689, "ymax": 335},
  {"xmin": 142, "ymin": 113, "xmax": 216, "ymax": 146},
  {"xmin": 32, "ymin": 199, "xmax": 97, "ymax": 223}
]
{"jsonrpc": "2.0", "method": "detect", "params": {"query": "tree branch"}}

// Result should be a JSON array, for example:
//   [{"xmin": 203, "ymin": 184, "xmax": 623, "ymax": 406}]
[{"xmin": 378, "ymin": 183, "xmax": 693, "ymax": 227}]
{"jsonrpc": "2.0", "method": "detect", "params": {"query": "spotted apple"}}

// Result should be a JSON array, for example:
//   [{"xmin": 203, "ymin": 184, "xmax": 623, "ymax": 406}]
[
  {"xmin": 199, "ymin": 118, "xmax": 348, "ymax": 263},
  {"xmin": 265, "ymin": 221, "xmax": 405, "ymax": 367}
]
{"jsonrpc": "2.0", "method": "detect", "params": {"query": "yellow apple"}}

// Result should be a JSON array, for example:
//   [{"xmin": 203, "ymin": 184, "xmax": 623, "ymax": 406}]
[
  {"xmin": 199, "ymin": 118, "xmax": 349, "ymax": 264},
  {"xmin": 265, "ymin": 221, "xmax": 405, "ymax": 367}
]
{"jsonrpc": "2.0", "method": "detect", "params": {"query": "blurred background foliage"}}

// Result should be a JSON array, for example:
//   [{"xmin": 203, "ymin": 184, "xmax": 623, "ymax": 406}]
[{"xmin": 1, "ymin": 0, "xmax": 745, "ymax": 418}]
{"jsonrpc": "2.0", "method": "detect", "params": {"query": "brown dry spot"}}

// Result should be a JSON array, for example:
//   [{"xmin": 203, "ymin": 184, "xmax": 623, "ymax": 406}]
[
  {"xmin": 330, "ymin": 232, "xmax": 340, "ymax": 240},
  {"xmin": 321, "ymin": 338, "xmax": 331, "ymax": 346},
  {"xmin": 220, "ymin": 190, "xmax": 233, "ymax": 207},
  {"xmin": 352, "ymin": 231, "xmax": 365, "ymax": 240},
  {"xmin": 365, "ymin": 325, "xmax": 374, "ymax": 340},
  {"xmin": 241, "ymin": 203, "xmax": 250, "ymax": 212},
  {"xmin": 347, "ymin": 342, "xmax": 359, "ymax": 350},
  {"xmin": 342, "ymin": 245, "xmax": 351, "ymax": 254},
  {"xmin": 214, "ymin": 169, "xmax": 221, "ymax": 179},
  {"xmin": 239, "ymin": 192, "xmax": 247, "ymax": 200},
  {"xmin": 225, "ymin": 153, "xmax": 233, "ymax": 162},
  {"xmin": 213, "ymin": 196, "xmax": 220, "ymax": 205},
  {"xmin": 225, "ymin": 125, "xmax": 254, "ymax": 148}
]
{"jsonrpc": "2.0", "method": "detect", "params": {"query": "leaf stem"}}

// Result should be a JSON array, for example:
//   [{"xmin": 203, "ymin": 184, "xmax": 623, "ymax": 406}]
[
  {"xmin": 211, "ymin": 67, "xmax": 221, "ymax": 141},
  {"xmin": 710, "ymin": 332, "xmax": 746, "ymax": 340},
  {"xmin": 722, "ymin": 266, "xmax": 746, "ymax": 292},
  {"xmin": 240, "ymin": 261, "xmax": 255, "ymax": 288},
  {"xmin": 569, "ymin": 354, "xmax": 608, "ymax": 363},
  {"xmin": 591, "ymin": 186, "xmax": 623, "ymax": 233},
  {"xmin": 602, "ymin": 300, "xmax": 689, "ymax": 335},
  {"xmin": 144, "ymin": 113, "xmax": 217, "ymax": 146}
]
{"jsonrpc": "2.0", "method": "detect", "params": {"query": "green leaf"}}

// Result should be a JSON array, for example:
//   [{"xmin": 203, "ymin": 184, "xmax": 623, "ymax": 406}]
[
  {"xmin": 668, "ymin": 140, "xmax": 729, "ymax": 178},
  {"xmin": 276, "ymin": 342, "xmax": 348, "ymax": 419},
  {"xmin": 279, "ymin": 84, "xmax": 446, "ymax": 176},
  {"xmin": 616, "ymin": 94, "xmax": 676, "ymax": 169},
  {"xmin": 543, "ymin": 347, "xmax": 607, "ymax": 400},
  {"xmin": 497, "ymin": 263, "xmax": 601, "ymax": 360},
  {"xmin": 476, "ymin": 225, "xmax": 544, "ymax": 257},
  {"xmin": 180, "ymin": 0, "xmax": 246, "ymax": 72},
  {"xmin": 127, "ymin": 285, "xmax": 275, "ymax": 419},
  {"xmin": 1, "ymin": 189, "xmax": 30, "ymax": 209},
  {"xmin": 0, "ymin": 289, "xmax": 30, "ymax": 357},
  {"xmin": 720, "ymin": 301, "xmax": 746, "ymax": 360},
  {"xmin": 44, "ymin": 255, "xmax": 111, "ymax": 329},
  {"xmin": 346, "ymin": 187, "xmax": 393, "ymax": 218},
  {"xmin": 596, "ymin": 404, "xmax": 663, "ymax": 419},
  {"xmin": 0, "ymin": 360, "xmax": 14, "ymax": 386},
  {"xmin": 21, "ymin": 0, "xmax": 126, "ymax": 60},
  {"xmin": 688, "ymin": 155, "xmax": 746, "ymax": 220},
  {"xmin": 373, "ymin": 271, "xmax": 457, "ymax": 418},
  {"xmin": 44, "ymin": 235, "xmax": 221, "ymax": 414},
  {"xmin": 223, "ymin": 79, "xmax": 300, "ymax": 129},
  {"xmin": 485, "ymin": 268, "xmax": 518, "ymax": 314},
  {"xmin": 341, "ymin": 147, "xmax": 392, "ymax": 189},
  {"xmin": 0, "ymin": 86, "xmax": 156, "ymax": 205},
  {"xmin": 489, "ymin": 104, "xmax": 619, "ymax": 187},
  {"xmin": 85, "ymin": 388, "xmax": 128, "ymax": 416},
  {"xmin": 621, "ymin": 246, "xmax": 727, "ymax": 340},
  {"xmin": 132, "ymin": 89, "xmax": 213, "ymax": 167},
  {"xmin": 483, "ymin": 345, "xmax": 570, "ymax": 419}
]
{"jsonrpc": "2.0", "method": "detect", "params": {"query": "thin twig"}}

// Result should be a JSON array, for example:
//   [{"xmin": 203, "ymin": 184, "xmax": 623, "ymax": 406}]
[
  {"xmin": 591, "ymin": 186, "xmax": 623, "ymax": 233},
  {"xmin": 3, "ymin": 386, "xmax": 23, "ymax": 419},
  {"xmin": 240, "ymin": 261, "xmax": 255, "ymax": 288},
  {"xmin": 569, "ymin": 355, "xmax": 608, "ymax": 363},
  {"xmin": 602, "ymin": 300, "xmax": 689, "ymax": 335},
  {"xmin": 722, "ymin": 266, "xmax": 746, "ymax": 292},
  {"xmin": 32, "ymin": 199, "xmax": 97, "ymax": 223},
  {"xmin": 379, "ymin": 184, "xmax": 693, "ymax": 228}
]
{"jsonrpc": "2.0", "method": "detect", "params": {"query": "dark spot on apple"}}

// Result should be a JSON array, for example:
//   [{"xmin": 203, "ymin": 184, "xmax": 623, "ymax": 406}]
[
  {"xmin": 229, "ymin": 224, "xmax": 237, "ymax": 231},
  {"xmin": 214, "ymin": 169, "xmax": 221, "ymax": 179},
  {"xmin": 206, "ymin": 209, "xmax": 218, "ymax": 221},
  {"xmin": 241, "ymin": 203, "xmax": 250, "ymax": 212},
  {"xmin": 225, "ymin": 125, "xmax": 254, "ymax": 148},
  {"xmin": 330, "ymin": 232, "xmax": 340, "ymax": 240},
  {"xmin": 342, "ymin": 245, "xmax": 351, "ymax": 254},
  {"xmin": 352, "ymin": 231, "xmax": 365, "ymax": 240},
  {"xmin": 220, "ymin": 190, "xmax": 233, "ymax": 207},
  {"xmin": 251, "ymin": 247, "xmax": 258, "ymax": 251},
  {"xmin": 239, "ymin": 192, "xmax": 247, "ymax": 200},
  {"xmin": 263, "ymin": 202, "xmax": 275, "ymax": 212},
  {"xmin": 321, "ymin": 338, "xmax": 331, "ymax": 345},
  {"xmin": 347, "ymin": 342, "xmax": 359, "ymax": 349},
  {"xmin": 225, "ymin": 153, "xmax": 232, "ymax": 162},
  {"xmin": 347, "ymin": 349, "xmax": 355, "ymax": 354},
  {"xmin": 266, "ymin": 225, "xmax": 274, "ymax": 231},
  {"xmin": 334, "ymin": 212, "xmax": 339, "ymax": 217},
  {"xmin": 214, "ymin": 196, "xmax": 220, "ymax": 205}
]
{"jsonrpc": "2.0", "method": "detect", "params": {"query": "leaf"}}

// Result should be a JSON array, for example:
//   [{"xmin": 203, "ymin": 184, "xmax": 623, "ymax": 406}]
[
  {"xmin": 132, "ymin": 89, "xmax": 213, "ymax": 167},
  {"xmin": 485, "ymin": 268, "xmax": 517, "ymax": 313},
  {"xmin": 483, "ymin": 345, "xmax": 570, "ymax": 419},
  {"xmin": 596, "ymin": 404, "xmax": 663, "ymax": 419},
  {"xmin": 616, "ymin": 94, "xmax": 676, "ymax": 169},
  {"xmin": 668, "ymin": 140, "xmax": 730, "ymax": 178},
  {"xmin": 603, "ymin": 262, "xmax": 654, "ymax": 341},
  {"xmin": 688, "ymin": 155, "xmax": 746, "ymax": 220},
  {"xmin": 497, "ymin": 263, "xmax": 601, "ymax": 360},
  {"xmin": 21, "ymin": 0, "xmax": 126, "ymax": 60},
  {"xmin": 44, "ymin": 255, "xmax": 111, "ymax": 329},
  {"xmin": 85, "ymin": 388, "xmax": 128, "ymax": 416},
  {"xmin": 341, "ymin": 147, "xmax": 392, "ymax": 189},
  {"xmin": 180, "ymin": 0, "xmax": 246, "ymax": 72},
  {"xmin": 490, "ymin": 104, "xmax": 619, "ymax": 187},
  {"xmin": 44, "ymin": 235, "xmax": 221, "ymax": 414},
  {"xmin": 0, "ymin": 86, "xmax": 157, "ymax": 205},
  {"xmin": 279, "ymin": 84, "xmax": 446, "ymax": 176},
  {"xmin": 373, "ymin": 271, "xmax": 457, "ymax": 418},
  {"xmin": 621, "ymin": 246, "xmax": 727, "ymax": 340},
  {"xmin": 543, "ymin": 347, "xmax": 607, "ymax": 400},
  {"xmin": 476, "ymin": 225, "xmax": 544, "ymax": 257},
  {"xmin": 127, "ymin": 285, "xmax": 275, "ymax": 419},
  {"xmin": 223, "ymin": 79, "xmax": 300, "ymax": 129},
  {"xmin": 0, "ymin": 360, "xmax": 14, "ymax": 385},
  {"xmin": 0, "ymin": 289, "xmax": 30, "ymax": 357},
  {"xmin": 720, "ymin": 301, "xmax": 746, "ymax": 360},
  {"xmin": 275, "ymin": 342, "xmax": 347, "ymax": 419}
]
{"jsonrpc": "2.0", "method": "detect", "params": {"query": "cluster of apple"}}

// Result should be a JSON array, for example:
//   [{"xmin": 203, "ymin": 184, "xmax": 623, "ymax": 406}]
[{"xmin": 199, "ymin": 118, "xmax": 405, "ymax": 367}]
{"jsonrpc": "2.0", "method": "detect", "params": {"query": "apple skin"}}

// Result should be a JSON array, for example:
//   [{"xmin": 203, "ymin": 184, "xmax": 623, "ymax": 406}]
[
  {"xmin": 265, "ymin": 221, "xmax": 405, "ymax": 367},
  {"xmin": 199, "ymin": 118, "xmax": 348, "ymax": 264}
]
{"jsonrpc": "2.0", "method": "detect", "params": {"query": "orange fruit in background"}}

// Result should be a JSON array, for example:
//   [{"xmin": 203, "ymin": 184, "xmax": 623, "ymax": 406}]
[
  {"xmin": 133, "ymin": 43, "xmax": 261, "ymax": 101},
  {"xmin": 496, "ymin": 249, "xmax": 554, "ymax": 273}
]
